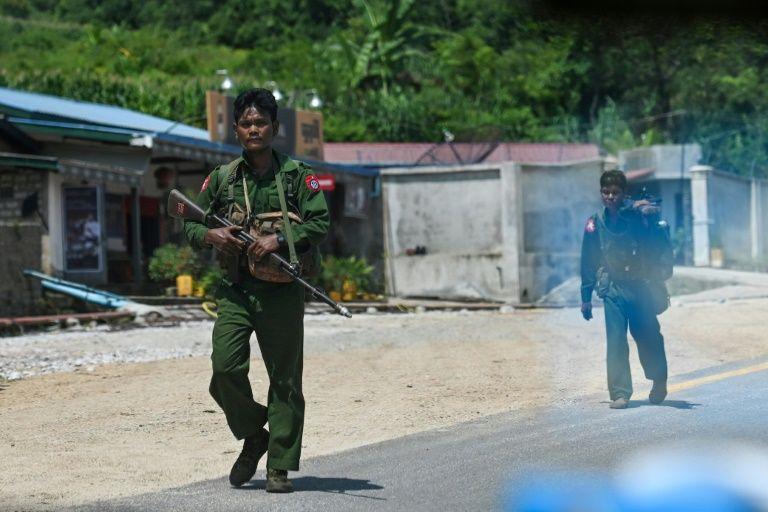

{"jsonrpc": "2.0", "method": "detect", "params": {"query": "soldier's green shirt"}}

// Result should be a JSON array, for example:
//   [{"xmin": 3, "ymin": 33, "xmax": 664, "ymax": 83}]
[{"xmin": 183, "ymin": 150, "xmax": 329, "ymax": 252}]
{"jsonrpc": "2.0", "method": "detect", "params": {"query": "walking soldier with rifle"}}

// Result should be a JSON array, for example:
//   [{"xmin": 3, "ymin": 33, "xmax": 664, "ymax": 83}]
[
  {"xmin": 580, "ymin": 170, "xmax": 674, "ymax": 410},
  {"xmin": 179, "ymin": 88, "xmax": 335, "ymax": 493}
]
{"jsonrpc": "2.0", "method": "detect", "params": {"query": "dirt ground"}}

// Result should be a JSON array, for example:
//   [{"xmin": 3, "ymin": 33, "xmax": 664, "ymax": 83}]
[{"xmin": 1, "ymin": 298, "xmax": 767, "ymax": 511}]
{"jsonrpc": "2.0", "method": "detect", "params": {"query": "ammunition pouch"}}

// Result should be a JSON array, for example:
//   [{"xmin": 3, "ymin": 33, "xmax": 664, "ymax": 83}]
[
  {"xmin": 246, "ymin": 211, "xmax": 320, "ymax": 283},
  {"xmin": 596, "ymin": 267, "xmax": 610, "ymax": 299},
  {"xmin": 216, "ymin": 203, "xmax": 248, "ymax": 283}
]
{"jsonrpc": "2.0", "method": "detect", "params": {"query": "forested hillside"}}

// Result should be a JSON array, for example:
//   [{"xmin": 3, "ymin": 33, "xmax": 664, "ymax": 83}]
[{"xmin": 2, "ymin": 0, "xmax": 768, "ymax": 175}]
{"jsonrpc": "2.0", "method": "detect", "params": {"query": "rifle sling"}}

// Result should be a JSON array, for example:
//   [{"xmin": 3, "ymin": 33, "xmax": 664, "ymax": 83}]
[{"xmin": 273, "ymin": 163, "xmax": 299, "ymax": 267}]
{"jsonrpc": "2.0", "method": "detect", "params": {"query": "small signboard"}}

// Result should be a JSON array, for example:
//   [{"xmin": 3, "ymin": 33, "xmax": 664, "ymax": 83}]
[
  {"xmin": 294, "ymin": 110, "xmax": 324, "ymax": 160},
  {"xmin": 316, "ymin": 174, "xmax": 336, "ymax": 191}
]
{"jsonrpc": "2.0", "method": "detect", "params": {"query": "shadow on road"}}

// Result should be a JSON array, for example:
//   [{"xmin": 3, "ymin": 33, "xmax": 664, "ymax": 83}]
[
  {"xmin": 240, "ymin": 476, "xmax": 385, "ymax": 500},
  {"xmin": 627, "ymin": 400, "xmax": 700, "ymax": 409}
]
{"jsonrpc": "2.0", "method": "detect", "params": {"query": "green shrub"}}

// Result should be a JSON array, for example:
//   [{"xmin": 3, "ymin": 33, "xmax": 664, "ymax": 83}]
[
  {"xmin": 147, "ymin": 243, "xmax": 201, "ymax": 284},
  {"xmin": 197, "ymin": 266, "xmax": 224, "ymax": 297},
  {"xmin": 320, "ymin": 255, "xmax": 373, "ymax": 293}
]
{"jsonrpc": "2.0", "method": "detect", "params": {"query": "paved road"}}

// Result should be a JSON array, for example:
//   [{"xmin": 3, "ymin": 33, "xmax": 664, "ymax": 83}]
[{"xmin": 73, "ymin": 358, "xmax": 768, "ymax": 512}]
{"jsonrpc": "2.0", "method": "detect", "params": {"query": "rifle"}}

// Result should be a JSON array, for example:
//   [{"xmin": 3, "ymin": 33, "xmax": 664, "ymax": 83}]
[
  {"xmin": 621, "ymin": 187, "xmax": 662, "ymax": 217},
  {"xmin": 168, "ymin": 189, "xmax": 352, "ymax": 318}
]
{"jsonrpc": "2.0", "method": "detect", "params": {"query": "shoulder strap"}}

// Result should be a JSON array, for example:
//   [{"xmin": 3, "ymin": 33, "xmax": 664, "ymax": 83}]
[
  {"xmin": 592, "ymin": 214, "xmax": 607, "ymax": 252},
  {"xmin": 275, "ymin": 165, "xmax": 299, "ymax": 266},
  {"xmin": 209, "ymin": 158, "xmax": 242, "ymax": 215}
]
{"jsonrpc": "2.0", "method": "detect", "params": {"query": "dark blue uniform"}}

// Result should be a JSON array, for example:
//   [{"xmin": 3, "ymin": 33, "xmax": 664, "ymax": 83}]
[{"xmin": 580, "ymin": 207, "xmax": 673, "ymax": 401}]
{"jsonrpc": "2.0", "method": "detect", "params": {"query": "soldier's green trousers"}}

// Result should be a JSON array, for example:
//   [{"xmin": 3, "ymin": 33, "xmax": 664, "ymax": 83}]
[
  {"xmin": 603, "ymin": 280, "xmax": 668, "ymax": 401},
  {"xmin": 210, "ymin": 278, "xmax": 305, "ymax": 471}
]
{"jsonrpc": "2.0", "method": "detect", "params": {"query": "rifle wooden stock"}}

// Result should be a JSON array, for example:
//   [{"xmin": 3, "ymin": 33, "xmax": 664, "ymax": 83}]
[{"xmin": 167, "ymin": 189, "xmax": 351, "ymax": 318}]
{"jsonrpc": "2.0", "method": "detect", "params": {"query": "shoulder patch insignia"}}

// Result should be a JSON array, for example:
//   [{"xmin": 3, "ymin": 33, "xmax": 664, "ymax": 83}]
[
  {"xmin": 585, "ymin": 218, "xmax": 596, "ymax": 233},
  {"xmin": 200, "ymin": 174, "xmax": 211, "ymax": 192},
  {"xmin": 305, "ymin": 174, "xmax": 320, "ymax": 192}
]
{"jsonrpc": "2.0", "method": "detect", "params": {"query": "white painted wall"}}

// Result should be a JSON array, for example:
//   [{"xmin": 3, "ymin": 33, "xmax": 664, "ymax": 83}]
[{"xmin": 382, "ymin": 159, "xmax": 604, "ymax": 302}]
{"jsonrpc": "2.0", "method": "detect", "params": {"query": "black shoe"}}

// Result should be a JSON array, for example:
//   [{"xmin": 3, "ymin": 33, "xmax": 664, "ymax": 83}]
[
  {"xmin": 265, "ymin": 468, "xmax": 293, "ymax": 493},
  {"xmin": 609, "ymin": 397, "xmax": 628, "ymax": 409},
  {"xmin": 649, "ymin": 380, "xmax": 667, "ymax": 404},
  {"xmin": 229, "ymin": 429, "xmax": 269, "ymax": 487}
]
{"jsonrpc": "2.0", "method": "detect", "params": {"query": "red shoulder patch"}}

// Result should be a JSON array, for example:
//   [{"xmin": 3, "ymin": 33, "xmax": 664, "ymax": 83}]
[
  {"xmin": 585, "ymin": 218, "xmax": 596, "ymax": 233},
  {"xmin": 305, "ymin": 174, "xmax": 320, "ymax": 192},
  {"xmin": 200, "ymin": 174, "xmax": 211, "ymax": 192}
]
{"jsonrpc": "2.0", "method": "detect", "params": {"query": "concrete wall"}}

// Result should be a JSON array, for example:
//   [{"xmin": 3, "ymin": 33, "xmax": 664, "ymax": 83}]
[
  {"xmin": 709, "ymin": 171, "xmax": 752, "ymax": 263},
  {"xmin": 382, "ymin": 159, "xmax": 604, "ymax": 303},
  {"xmin": 0, "ymin": 221, "xmax": 42, "ymax": 316},
  {"xmin": 518, "ymin": 161, "xmax": 603, "ymax": 301},
  {"xmin": 382, "ymin": 164, "xmax": 508, "ymax": 299},
  {"xmin": 0, "ymin": 169, "xmax": 47, "ymax": 222},
  {"xmin": 691, "ymin": 165, "xmax": 767, "ymax": 268}
]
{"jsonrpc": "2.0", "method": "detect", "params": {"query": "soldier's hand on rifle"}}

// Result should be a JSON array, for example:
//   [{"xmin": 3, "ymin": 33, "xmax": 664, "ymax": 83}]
[
  {"xmin": 204, "ymin": 226, "xmax": 246, "ymax": 256},
  {"xmin": 581, "ymin": 302, "xmax": 593, "ymax": 321},
  {"xmin": 633, "ymin": 199, "xmax": 660, "ymax": 216},
  {"xmin": 248, "ymin": 234, "xmax": 279, "ymax": 261}
]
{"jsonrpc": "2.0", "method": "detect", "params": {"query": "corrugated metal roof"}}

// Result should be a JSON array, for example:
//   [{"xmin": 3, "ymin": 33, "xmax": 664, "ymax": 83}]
[
  {"xmin": 324, "ymin": 142, "xmax": 600, "ymax": 165},
  {"xmin": 324, "ymin": 143, "xmax": 435, "ymax": 165},
  {"xmin": 0, "ymin": 87, "xmax": 209, "ymax": 140}
]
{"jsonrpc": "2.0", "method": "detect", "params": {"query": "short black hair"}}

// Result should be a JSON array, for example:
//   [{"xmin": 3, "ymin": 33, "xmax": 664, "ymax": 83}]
[
  {"xmin": 233, "ymin": 88, "xmax": 278, "ymax": 123},
  {"xmin": 600, "ymin": 170, "xmax": 627, "ymax": 190}
]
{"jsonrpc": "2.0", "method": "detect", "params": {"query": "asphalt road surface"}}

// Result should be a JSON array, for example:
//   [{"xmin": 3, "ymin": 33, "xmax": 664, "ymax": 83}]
[{"xmin": 72, "ymin": 357, "xmax": 768, "ymax": 512}]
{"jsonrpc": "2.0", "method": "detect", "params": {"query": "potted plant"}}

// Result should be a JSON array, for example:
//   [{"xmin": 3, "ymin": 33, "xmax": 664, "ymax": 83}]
[
  {"xmin": 320, "ymin": 256, "xmax": 374, "ymax": 302},
  {"xmin": 148, "ymin": 243, "xmax": 202, "ymax": 295}
]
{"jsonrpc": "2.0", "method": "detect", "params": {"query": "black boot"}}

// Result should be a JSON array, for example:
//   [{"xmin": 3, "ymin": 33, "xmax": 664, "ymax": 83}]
[
  {"xmin": 265, "ymin": 468, "xmax": 293, "ymax": 493},
  {"xmin": 649, "ymin": 380, "xmax": 667, "ymax": 404},
  {"xmin": 229, "ymin": 429, "xmax": 269, "ymax": 487}
]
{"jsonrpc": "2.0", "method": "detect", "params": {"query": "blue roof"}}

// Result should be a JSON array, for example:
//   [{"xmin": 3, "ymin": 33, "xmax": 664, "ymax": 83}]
[{"xmin": 0, "ymin": 86, "xmax": 209, "ymax": 140}]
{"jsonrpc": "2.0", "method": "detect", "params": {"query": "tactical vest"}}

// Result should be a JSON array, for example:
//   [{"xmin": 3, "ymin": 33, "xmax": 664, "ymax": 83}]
[
  {"xmin": 210, "ymin": 157, "xmax": 319, "ymax": 283},
  {"xmin": 594, "ymin": 212, "xmax": 648, "ymax": 281}
]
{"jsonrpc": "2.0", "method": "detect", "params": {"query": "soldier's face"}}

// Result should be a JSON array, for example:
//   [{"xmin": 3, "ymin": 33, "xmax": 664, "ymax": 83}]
[
  {"xmin": 234, "ymin": 107, "xmax": 278, "ymax": 153},
  {"xmin": 601, "ymin": 185, "xmax": 625, "ymax": 212}
]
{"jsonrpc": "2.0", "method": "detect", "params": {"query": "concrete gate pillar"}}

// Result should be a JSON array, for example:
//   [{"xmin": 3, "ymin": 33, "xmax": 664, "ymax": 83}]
[
  {"xmin": 751, "ymin": 179, "xmax": 764, "ymax": 261},
  {"xmin": 690, "ymin": 165, "xmax": 713, "ymax": 267}
]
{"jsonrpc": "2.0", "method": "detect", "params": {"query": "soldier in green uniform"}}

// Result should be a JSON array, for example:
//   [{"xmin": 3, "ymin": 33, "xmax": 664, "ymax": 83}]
[
  {"xmin": 184, "ymin": 88, "xmax": 329, "ymax": 492},
  {"xmin": 580, "ymin": 170, "xmax": 673, "ymax": 409}
]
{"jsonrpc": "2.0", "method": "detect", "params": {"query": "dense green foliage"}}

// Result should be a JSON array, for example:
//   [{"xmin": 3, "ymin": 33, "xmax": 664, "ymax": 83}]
[
  {"xmin": 320, "ymin": 255, "xmax": 375, "ymax": 294},
  {"xmin": 147, "ymin": 243, "xmax": 201, "ymax": 284},
  {"xmin": 2, "ymin": 1, "xmax": 768, "ymax": 175}
]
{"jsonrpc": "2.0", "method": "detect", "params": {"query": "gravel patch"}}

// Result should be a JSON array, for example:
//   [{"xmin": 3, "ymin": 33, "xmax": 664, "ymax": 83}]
[{"xmin": 0, "ymin": 310, "xmax": 520, "ymax": 380}]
